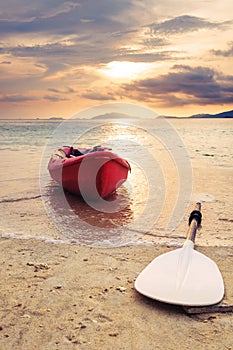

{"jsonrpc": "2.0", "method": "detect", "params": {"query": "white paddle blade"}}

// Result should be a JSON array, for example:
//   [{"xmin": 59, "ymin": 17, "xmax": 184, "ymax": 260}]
[{"xmin": 135, "ymin": 243, "xmax": 224, "ymax": 306}]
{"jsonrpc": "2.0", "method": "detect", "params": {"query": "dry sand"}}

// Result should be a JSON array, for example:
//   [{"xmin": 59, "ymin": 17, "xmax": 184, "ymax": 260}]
[{"xmin": 0, "ymin": 236, "xmax": 232, "ymax": 350}]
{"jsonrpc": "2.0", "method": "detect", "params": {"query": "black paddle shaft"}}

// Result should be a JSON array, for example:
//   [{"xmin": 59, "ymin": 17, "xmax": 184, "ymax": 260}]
[{"xmin": 186, "ymin": 202, "xmax": 202, "ymax": 243}]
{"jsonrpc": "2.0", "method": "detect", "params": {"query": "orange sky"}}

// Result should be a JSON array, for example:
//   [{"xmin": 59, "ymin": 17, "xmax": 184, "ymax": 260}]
[{"xmin": 0, "ymin": 0, "xmax": 233, "ymax": 118}]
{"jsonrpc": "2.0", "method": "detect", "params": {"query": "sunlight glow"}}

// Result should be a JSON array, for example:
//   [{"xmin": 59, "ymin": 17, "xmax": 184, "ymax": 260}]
[{"xmin": 99, "ymin": 61, "xmax": 150, "ymax": 80}]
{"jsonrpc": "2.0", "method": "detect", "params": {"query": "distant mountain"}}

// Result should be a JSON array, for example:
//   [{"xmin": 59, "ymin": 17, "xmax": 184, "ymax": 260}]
[
  {"xmin": 92, "ymin": 112, "xmax": 140, "ymax": 120},
  {"xmin": 190, "ymin": 110, "xmax": 233, "ymax": 119},
  {"xmin": 163, "ymin": 110, "xmax": 233, "ymax": 119},
  {"xmin": 48, "ymin": 117, "xmax": 64, "ymax": 120}
]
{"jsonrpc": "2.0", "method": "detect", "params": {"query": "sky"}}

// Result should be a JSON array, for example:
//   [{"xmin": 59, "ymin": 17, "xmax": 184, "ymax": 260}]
[{"xmin": 0, "ymin": 0, "xmax": 233, "ymax": 119}]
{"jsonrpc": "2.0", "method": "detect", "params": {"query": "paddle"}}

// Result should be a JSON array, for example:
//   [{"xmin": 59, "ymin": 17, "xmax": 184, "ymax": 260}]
[{"xmin": 134, "ymin": 203, "xmax": 224, "ymax": 306}]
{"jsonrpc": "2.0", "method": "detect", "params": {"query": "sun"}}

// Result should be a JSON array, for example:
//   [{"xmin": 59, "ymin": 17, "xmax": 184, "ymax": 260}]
[{"xmin": 99, "ymin": 61, "xmax": 149, "ymax": 80}]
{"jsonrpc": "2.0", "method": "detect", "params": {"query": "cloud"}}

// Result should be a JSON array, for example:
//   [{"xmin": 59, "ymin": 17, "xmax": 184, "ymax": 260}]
[
  {"xmin": 0, "ymin": 1, "xmax": 80, "ymax": 23},
  {"xmin": 0, "ymin": 1, "xmax": 168, "ymax": 66},
  {"xmin": 0, "ymin": 0, "xmax": 130, "ymax": 36},
  {"xmin": 39, "ymin": 1, "xmax": 80, "ymax": 20},
  {"xmin": 122, "ymin": 65, "xmax": 233, "ymax": 106},
  {"xmin": 0, "ymin": 94, "xmax": 38, "ymax": 102},
  {"xmin": 47, "ymin": 86, "xmax": 76, "ymax": 94},
  {"xmin": 81, "ymin": 90, "xmax": 117, "ymax": 101},
  {"xmin": 43, "ymin": 94, "xmax": 69, "ymax": 102},
  {"xmin": 148, "ymin": 15, "xmax": 231, "ymax": 35},
  {"xmin": 7, "ymin": 42, "xmax": 78, "ymax": 58},
  {"xmin": 1, "ymin": 4, "xmax": 231, "ymax": 69},
  {"xmin": 0, "ymin": 1, "xmax": 232, "ymax": 117},
  {"xmin": 0, "ymin": 36, "xmax": 171, "ymax": 68},
  {"xmin": 211, "ymin": 42, "xmax": 233, "ymax": 57}
]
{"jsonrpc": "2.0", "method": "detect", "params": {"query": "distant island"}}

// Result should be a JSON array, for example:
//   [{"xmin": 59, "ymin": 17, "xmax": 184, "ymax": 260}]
[
  {"xmin": 48, "ymin": 117, "xmax": 64, "ymax": 120},
  {"xmin": 91, "ymin": 112, "xmax": 140, "ymax": 120},
  {"xmin": 91, "ymin": 110, "xmax": 233, "ymax": 120},
  {"xmin": 37, "ymin": 110, "xmax": 232, "ymax": 121},
  {"xmin": 189, "ymin": 110, "xmax": 233, "ymax": 118},
  {"xmin": 164, "ymin": 109, "xmax": 233, "ymax": 119}
]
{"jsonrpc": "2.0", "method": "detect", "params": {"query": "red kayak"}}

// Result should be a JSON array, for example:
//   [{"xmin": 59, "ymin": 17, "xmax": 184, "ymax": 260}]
[{"xmin": 48, "ymin": 146, "xmax": 131, "ymax": 199}]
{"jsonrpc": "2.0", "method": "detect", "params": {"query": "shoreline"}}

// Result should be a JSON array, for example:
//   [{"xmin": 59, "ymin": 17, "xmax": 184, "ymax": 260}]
[
  {"xmin": 1, "ymin": 167, "xmax": 233, "ymax": 248},
  {"xmin": 1, "ymin": 229, "xmax": 233, "ymax": 250},
  {"xmin": 0, "ymin": 236, "xmax": 232, "ymax": 349},
  {"xmin": 0, "ymin": 117, "xmax": 232, "ymax": 348}
]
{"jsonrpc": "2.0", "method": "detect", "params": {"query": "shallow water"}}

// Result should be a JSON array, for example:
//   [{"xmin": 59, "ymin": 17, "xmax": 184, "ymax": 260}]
[{"xmin": 0, "ymin": 117, "xmax": 232, "ymax": 247}]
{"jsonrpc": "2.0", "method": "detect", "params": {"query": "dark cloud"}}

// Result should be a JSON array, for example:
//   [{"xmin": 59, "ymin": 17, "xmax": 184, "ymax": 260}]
[
  {"xmin": 43, "ymin": 94, "xmax": 69, "ymax": 102},
  {"xmin": 5, "ymin": 43, "xmax": 78, "ymax": 57},
  {"xmin": 122, "ymin": 65, "xmax": 233, "ymax": 106},
  {"xmin": 148, "ymin": 15, "xmax": 230, "ymax": 35},
  {"xmin": 2, "ymin": 40, "xmax": 114, "ymax": 65},
  {"xmin": 0, "ymin": 3, "xmax": 231, "ymax": 69},
  {"xmin": 0, "ymin": 94, "xmax": 38, "ymax": 102},
  {"xmin": 0, "ymin": 0, "xmax": 130, "ymax": 35},
  {"xmin": 0, "ymin": 1, "xmax": 174, "ymax": 67},
  {"xmin": 0, "ymin": 1, "xmax": 80, "ymax": 28},
  {"xmin": 211, "ymin": 42, "xmax": 233, "ymax": 57},
  {"xmin": 142, "ymin": 37, "xmax": 169, "ymax": 48},
  {"xmin": 48, "ymin": 87, "xmax": 76, "ymax": 94},
  {"xmin": 0, "ymin": 87, "xmax": 73, "ymax": 103},
  {"xmin": 81, "ymin": 91, "xmax": 116, "ymax": 101},
  {"xmin": 0, "ymin": 35, "xmax": 174, "ymax": 70},
  {"xmin": 0, "ymin": 40, "xmax": 171, "ymax": 69},
  {"xmin": 113, "ymin": 50, "xmax": 172, "ymax": 63}
]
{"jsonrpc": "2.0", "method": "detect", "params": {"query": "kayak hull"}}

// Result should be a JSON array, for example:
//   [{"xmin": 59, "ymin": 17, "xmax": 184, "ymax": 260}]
[{"xmin": 48, "ymin": 147, "xmax": 130, "ymax": 199}]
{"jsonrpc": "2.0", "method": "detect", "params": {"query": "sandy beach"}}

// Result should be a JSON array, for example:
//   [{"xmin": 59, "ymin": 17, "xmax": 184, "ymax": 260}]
[
  {"xmin": 0, "ymin": 119, "xmax": 233, "ymax": 349},
  {"xmin": 0, "ymin": 236, "xmax": 233, "ymax": 350},
  {"xmin": 1, "ymin": 166, "xmax": 233, "ymax": 350}
]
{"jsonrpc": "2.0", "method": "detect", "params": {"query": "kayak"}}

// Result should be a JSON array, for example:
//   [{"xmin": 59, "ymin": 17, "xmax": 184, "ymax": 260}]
[{"xmin": 48, "ymin": 146, "xmax": 131, "ymax": 199}]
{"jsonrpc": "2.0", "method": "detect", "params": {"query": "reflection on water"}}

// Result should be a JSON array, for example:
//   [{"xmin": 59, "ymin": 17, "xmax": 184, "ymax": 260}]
[
  {"xmin": 54, "ymin": 184, "xmax": 133, "ymax": 228},
  {"xmin": 44, "ymin": 181, "xmax": 140, "ymax": 246}
]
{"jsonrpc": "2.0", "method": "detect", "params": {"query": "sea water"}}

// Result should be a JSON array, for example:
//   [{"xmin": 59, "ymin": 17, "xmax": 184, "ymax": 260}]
[{"xmin": 0, "ymin": 117, "xmax": 232, "ymax": 247}]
